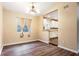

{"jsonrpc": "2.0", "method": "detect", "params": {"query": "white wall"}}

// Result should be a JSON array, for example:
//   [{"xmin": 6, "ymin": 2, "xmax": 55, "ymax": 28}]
[
  {"xmin": 37, "ymin": 16, "xmax": 49, "ymax": 43},
  {"xmin": 58, "ymin": 3, "xmax": 77, "ymax": 53},
  {"xmin": 77, "ymin": 3, "xmax": 79, "ymax": 51},
  {"xmin": 38, "ymin": 2, "xmax": 77, "ymax": 53},
  {"xmin": 0, "ymin": 3, "xmax": 3, "ymax": 54},
  {"xmin": 3, "ymin": 9, "xmax": 39, "ymax": 46}
]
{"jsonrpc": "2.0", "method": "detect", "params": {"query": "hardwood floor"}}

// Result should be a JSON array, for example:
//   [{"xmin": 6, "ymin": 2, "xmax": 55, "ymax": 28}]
[{"xmin": 1, "ymin": 41, "xmax": 78, "ymax": 56}]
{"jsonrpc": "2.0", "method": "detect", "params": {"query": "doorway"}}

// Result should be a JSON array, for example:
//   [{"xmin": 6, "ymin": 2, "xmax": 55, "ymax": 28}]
[{"xmin": 43, "ymin": 9, "xmax": 58, "ymax": 46}]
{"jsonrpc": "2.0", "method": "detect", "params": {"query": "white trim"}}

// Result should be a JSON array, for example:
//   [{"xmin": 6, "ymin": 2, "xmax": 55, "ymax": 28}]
[
  {"xmin": 58, "ymin": 45, "xmax": 78, "ymax": 54},
  {"xmin": 0, "ymin": 46, "xmax": 3, "ymax": 55},
  {"xmin": 38, "ymin": 39, "xmax": 49, "ymax": 44},
  {"xmin": 4, "ymin": 39, "xmax": 38, "ymax": 46}
]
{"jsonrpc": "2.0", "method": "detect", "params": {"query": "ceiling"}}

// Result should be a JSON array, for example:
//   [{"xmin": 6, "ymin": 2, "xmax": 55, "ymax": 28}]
[{"xmin": 2, "ymin": 2, "xmax": 55, "ymax": 16}]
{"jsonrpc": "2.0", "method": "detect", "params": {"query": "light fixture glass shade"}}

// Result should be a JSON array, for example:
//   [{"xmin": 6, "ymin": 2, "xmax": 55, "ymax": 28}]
[
  {"xmin": 26, "ymin": 2, "xmax": 40, "ymax": 15},
  {"xmin": 29, "ymin": 9, "xmax": 40, "ymax": 15}
]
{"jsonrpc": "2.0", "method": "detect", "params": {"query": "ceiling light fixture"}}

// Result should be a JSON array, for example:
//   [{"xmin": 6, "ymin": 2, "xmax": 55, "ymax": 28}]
[{"xmin": 29, "ymin": 2, "xmax": 40, "ymax": 15}]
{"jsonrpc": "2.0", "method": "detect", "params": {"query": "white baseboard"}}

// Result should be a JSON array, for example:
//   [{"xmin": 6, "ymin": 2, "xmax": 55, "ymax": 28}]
[
  {"xmin": 0, "ymin": 46, "xmax": 3, "ymax": 55},
  {"xmin": 4, "ymin": 39, "xmax": 38, "ymax": 46},
  {"xmin": 58, "ymin": 45, "xmax": 78, "ymax": 54},
  {"xmin": 38, "ymin": 39, "xmax": 49, "ymax": 44}
]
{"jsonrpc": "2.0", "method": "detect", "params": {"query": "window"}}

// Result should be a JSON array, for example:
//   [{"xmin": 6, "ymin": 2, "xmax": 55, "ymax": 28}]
[
  {"xmin": 23, "ymin": 24, "xmax": 28, "ymax": 32},
  {"xmin": 17, "ymin": 17, "xmax": 32, "ymax": 32},
  {"xmin": 17, "ymin": 17, "xmax": 21, "ymax": 32},
  {"xmin": 17, "ymin": 24, "xmax": 21, "ymax": 32}
]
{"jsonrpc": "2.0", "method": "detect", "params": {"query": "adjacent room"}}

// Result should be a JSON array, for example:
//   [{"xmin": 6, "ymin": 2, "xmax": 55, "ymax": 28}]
[{"xmin": 0, "ymin": 2, "xmax": 79, "ymax": 56}]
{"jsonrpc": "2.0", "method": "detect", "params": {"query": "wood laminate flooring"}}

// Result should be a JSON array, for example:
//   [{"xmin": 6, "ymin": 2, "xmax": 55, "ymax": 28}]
[{"xmin": 1, "ymin": 41, "xmax": 78, "ymax": 56}]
